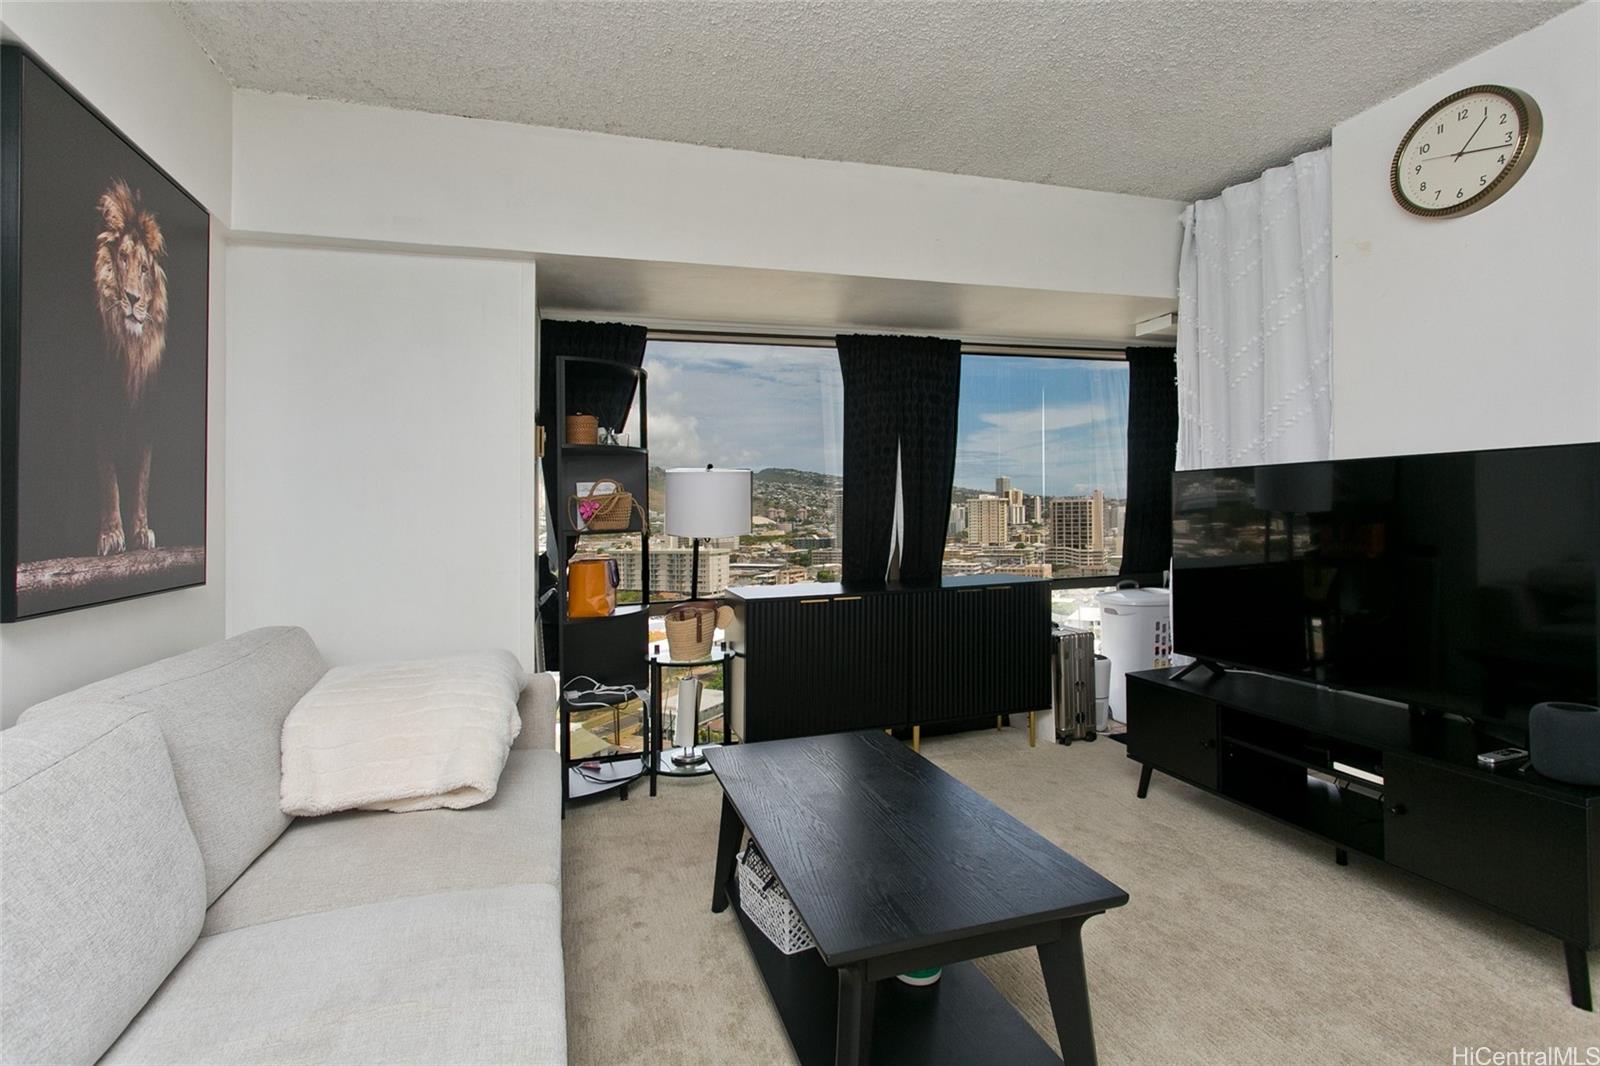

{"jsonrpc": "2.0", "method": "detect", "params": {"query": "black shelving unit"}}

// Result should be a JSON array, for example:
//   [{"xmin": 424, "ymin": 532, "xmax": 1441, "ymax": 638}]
[{"xmin": 553, "ymin": 356, "xmax": 651, "ymax": 811}]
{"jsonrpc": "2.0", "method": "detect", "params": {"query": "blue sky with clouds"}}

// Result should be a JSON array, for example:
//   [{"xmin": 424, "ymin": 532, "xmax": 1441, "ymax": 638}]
[
  {"xmin": 954, "ymin": 355, "xmax": 1128, "ymax": 498},
  {"xmin": 638, "ymin": 343, "xmax": 1128, "ymax": 499}
]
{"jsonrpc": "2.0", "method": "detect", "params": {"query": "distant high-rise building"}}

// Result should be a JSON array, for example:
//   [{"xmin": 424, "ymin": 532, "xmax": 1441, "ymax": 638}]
[
  {"xmin": 987, "ymin": 478, "xmax": 1024, "ymax": 533},
  {"xmin": 948, "ymin": 503, "xmax": 967, "ymax": 536},
  {"xmin": 1047, "ymin": 490, "xmax": 1107, "ymax": 569},
  {"xmin": 831, "ymin": 490, "xmax": 845, "ymax": 545},
  {"xmin": 969, "ymin": 495, "xmax": 1010, "ymax": 545},
  {"xmin": 615, "ymin": 547, "xmax": 731, "ymax": 597},
  {"xmin": 1027, "ymin": 495, "xmax": 1044, "ymax": 523}
]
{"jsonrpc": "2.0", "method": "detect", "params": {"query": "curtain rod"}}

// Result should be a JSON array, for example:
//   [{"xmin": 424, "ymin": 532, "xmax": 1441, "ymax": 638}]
[{"xmin": 643, "ymin": 327, "xmax": 1134, "ymax": 361}]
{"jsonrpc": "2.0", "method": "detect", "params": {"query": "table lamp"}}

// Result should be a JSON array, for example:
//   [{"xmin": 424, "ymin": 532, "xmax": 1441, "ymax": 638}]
[{"xmin": 664, "ymin": 465, "xmax": 752, "ymax": 599}]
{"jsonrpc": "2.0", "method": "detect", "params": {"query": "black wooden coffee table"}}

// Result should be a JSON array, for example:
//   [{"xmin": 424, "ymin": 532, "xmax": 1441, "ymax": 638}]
[{"xmin": 706, "ymin": 730, "xmax": 1128, "ymax": 1066}]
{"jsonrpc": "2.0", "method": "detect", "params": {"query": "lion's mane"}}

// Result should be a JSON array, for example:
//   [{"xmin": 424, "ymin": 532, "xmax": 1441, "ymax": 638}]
[{"xmin": 93, "ymin": 179, "xmax": 167, "ymax": 402}]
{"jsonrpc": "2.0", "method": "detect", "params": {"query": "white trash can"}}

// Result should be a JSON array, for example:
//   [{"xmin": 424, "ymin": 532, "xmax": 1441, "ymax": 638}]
[{"xmin": 1096, "ymin": 587, "xmax": 1172, "ymax": 723}]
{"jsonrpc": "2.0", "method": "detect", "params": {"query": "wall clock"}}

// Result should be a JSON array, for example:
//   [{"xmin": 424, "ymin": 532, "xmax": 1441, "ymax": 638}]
[{"xmin": 1390, "ymin": 84, "xmax": 1542, "ymax": 218}]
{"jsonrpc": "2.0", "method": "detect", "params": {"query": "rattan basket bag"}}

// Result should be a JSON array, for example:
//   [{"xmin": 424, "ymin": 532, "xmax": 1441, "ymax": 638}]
[
  {"xmin": 664, "ymin": 601, "xmax": 734, "ymax": 660},
  {"xmin": 568, "ymin": 478, "xmax": 645, "ymax": 532}
]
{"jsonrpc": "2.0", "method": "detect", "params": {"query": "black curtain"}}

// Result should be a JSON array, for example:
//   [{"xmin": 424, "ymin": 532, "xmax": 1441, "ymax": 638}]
[
  {"xmin": 537, "ymin": 319, "xmax": 647, "ymax": 433},
  {"xmin": 897, "ymin": 343, "xmax": 963, "ymax": 581},
  {"xmin": 538, "ymin": 320, "xmax": 647, "ymax": 669},
  {"xmin": 1120, "ymin": 347, "xmax": 1178, "ymax": 577},
  {"xmin": 837, "ymin": 334, "xmax": 962, "ymax": 584}
]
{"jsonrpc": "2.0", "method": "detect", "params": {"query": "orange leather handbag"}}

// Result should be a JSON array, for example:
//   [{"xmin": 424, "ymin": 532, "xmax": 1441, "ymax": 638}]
[{"xmin": 566, "ymin": 556, "xmax": 619, "ymax": 619}]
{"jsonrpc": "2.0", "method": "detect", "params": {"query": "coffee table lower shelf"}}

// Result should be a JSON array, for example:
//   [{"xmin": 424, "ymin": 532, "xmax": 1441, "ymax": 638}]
[{"xmin": 728, "ymin": 879, "xmax": 1062, "ymax": 1066}]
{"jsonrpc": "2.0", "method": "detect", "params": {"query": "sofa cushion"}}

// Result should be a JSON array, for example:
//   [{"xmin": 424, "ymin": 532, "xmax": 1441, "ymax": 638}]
[
  {"xmin": 0, "ymin": 714, "xmax": 206, "ymax": 1065},
  {"xmin": 21, "ymin": 626, "xmax": 327, "ymax": 903},
  {"xmin": 204, "ymin": 747, "xmax": 561, "ymax": 935},
  {"xmin": 103, "ymin": 884, "xmax": 566, "ymax": 1066}
]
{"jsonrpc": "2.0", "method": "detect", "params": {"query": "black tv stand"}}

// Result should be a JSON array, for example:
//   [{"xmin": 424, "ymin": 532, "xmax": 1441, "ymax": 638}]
[{"xmin": 1126, "ymin": 667, "xmax": 1599, "ymax": 1011}]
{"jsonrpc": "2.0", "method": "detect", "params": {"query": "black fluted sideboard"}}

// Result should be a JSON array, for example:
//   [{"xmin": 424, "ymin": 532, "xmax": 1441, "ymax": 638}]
[{"xmin": 724, "ymin": 576, "xmax": 1052, "ymax": 743}]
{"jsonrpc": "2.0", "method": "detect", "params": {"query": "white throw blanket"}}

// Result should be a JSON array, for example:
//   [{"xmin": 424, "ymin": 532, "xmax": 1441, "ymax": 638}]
[{"xmin": 280, "ymin": 650, "xmax": 524, "ymax": 816}]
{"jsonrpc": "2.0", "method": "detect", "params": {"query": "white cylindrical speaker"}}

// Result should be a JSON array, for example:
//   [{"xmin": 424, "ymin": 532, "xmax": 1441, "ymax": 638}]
[{"xmin": 674, "ymin": 676, "xmax": 703, "ymax": 750}]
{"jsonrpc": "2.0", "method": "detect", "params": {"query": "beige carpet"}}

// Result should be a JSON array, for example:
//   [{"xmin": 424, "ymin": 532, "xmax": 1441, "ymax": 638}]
[{"xmin": 562, "ymin": 729, "xmax": 1598, "ymax": 1064}]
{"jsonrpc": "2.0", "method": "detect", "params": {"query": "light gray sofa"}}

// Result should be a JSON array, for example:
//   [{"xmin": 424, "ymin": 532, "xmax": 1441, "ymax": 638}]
[{"xmin": 0, "ymin": 626, "xmax": 565, "ymax": 1066}]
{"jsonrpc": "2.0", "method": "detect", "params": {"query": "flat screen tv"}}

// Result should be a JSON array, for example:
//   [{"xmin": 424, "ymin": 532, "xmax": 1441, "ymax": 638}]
[{"xmin": 1171, "ymin": 442, "xmax": 1598, "ymax": 721}]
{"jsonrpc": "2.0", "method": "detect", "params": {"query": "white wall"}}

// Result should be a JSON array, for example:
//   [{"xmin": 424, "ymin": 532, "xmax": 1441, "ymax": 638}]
[
  {"xmin": 1331, "ymin": 2, "xmax": 1599, "ymax": 458},
  {"xmin": 0, "ymin": 2, "xmax": 233, "ymax": 223},
  {"xmin": 230, "ymin": 91, "xmax": 1184, "ymax": 301},
  {"xmin": 0, "ymin": 3, "xmax": 232, "ymax": 726},
  {"xmin": 225, "ymin": 244, "xmax": 537, "ymax": 669},
  {"xmin": 219, "ymin": 88, "xmax": 1183, "ymax": 676}
]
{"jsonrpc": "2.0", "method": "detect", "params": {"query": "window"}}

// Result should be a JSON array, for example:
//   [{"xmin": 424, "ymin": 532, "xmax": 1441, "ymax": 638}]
[
  {"xmin": 945, "ymin": 354, "xmax": 1129, "ymax": 584},
  {"xmin": 601, "ymin": 338, "xmax": 1131, "ymax": 598},
  {"xmin": 629, "ymin": 339, "xmax": 844, "ymax": 597}
]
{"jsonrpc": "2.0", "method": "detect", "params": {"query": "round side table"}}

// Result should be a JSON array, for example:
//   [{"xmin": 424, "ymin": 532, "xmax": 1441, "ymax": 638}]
[{"xmin": 648, "ymin": 641, "xmax": 735, "ymax": 790}]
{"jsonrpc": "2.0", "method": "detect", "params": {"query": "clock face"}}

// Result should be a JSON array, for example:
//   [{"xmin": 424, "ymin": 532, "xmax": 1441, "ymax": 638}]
[{"xmin": 1391, "ymin": 85, "xmax": 1541, "ymax": 218}]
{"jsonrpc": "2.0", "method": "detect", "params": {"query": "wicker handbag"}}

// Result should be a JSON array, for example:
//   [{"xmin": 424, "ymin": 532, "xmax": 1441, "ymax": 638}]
[
  {"xmin": 564, "ymin": 413, "xmax": 600, "ymax": 446},
  {"xmin": 569, "ymin": 478, "xmax": 644, "ymax": 532},
  {"xmin": 664, "ymin": 601, "xmax": 735, "ymax": 660}
]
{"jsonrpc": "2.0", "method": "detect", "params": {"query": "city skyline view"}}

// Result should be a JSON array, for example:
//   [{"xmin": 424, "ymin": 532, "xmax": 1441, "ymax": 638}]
[
  {"xmin": 580, "ymin": 340, "xmax": 1133, "ymax": 605},
  {"xmin": 639, "ymin": 341, "xmax": 1129, "ymax": 499}
]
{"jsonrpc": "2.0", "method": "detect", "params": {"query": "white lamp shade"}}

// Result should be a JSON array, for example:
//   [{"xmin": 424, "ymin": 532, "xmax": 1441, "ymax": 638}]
[{"xmin": 665, "ymin": 467, "xmax": 752, "ymax": 538}]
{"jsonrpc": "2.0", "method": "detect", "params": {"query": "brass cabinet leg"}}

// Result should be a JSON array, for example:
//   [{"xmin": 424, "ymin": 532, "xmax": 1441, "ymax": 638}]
[
  {"xmin": 995, "ymin": 715, "xmax": 1003, "ymax": 731},
  {"xmin": 1028, "ymin": 712, "xmax": 1036, "ymax": 747},
  {"xmin": 912, "ymin": 724, "xmax": 921, "ymax": 753}
]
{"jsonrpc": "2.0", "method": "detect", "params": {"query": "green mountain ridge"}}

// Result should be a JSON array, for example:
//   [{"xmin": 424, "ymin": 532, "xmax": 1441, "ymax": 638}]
[{"xmin": 753, "ymin": 467, "xmax": 841, "ymax": 488}]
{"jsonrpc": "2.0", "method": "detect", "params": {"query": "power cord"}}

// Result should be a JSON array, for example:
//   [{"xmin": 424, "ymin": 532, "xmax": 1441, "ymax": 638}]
[{"xmin": 564, "ymin": 675, "xmax": 653, "ymax": 784}]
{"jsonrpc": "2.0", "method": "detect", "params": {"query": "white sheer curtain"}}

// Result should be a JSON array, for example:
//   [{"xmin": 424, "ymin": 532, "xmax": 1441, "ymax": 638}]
[{"xmin": 1176, "ymin": 146, "xmax": 1333, "ymax": 470}]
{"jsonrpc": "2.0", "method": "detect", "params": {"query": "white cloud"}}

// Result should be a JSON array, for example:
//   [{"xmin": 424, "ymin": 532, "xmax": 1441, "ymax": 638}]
[
  {"xmin": 644, "ymin": 342, "xmax": 844, "ymax": 473},
  {"xmin": 977, "ymin": 403, "xmax": 1105, "ymax": 434},
  {"xmin": 641, "ymin": 343, "xmax": 1126, "ymax": 498},
  {"xmin": 646, "ymin": 410, "xmax": 704, "ymax": 470},
  {"xmin": 955, "ymin": 402, "xmax": 1125, "ymax": 497}
]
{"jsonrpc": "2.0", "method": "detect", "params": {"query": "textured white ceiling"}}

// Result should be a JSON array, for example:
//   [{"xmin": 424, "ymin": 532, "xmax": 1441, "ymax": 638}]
[{"xmin": 173, "ymin": 0, "xmax": 1572, "ymax": 202}]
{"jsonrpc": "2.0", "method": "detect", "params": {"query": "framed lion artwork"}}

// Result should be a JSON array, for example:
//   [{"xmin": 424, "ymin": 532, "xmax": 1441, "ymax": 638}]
[{"xmin": 1, "ymin": 45, "xmax": 210, "ymax": 620}]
